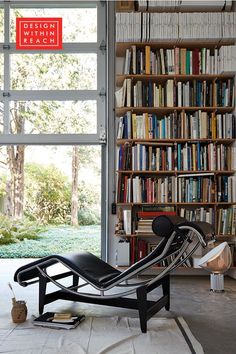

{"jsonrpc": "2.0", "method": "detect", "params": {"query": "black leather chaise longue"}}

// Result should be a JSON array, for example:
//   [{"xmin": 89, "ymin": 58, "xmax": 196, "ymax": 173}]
[{"xmin": 14, "ymin": 215, "xmax": 214, "ymax": 333}]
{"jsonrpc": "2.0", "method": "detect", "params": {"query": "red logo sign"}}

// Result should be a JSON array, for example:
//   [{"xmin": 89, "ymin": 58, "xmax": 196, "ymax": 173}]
[{"xmin": 16, "ymin": 17, "xmax": 62, "ymax": 50}]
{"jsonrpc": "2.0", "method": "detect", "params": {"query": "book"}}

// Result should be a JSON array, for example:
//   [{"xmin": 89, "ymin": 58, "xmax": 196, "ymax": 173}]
[
  {"xmin": 33, "ymin": 312, "xmax": 85, "ymax": 329},
  {"xmin": 123, "ymin": 209, "xmax": 132, "ymax": 235}
]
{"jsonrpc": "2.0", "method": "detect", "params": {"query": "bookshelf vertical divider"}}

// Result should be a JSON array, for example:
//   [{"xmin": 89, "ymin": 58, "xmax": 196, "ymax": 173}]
[{"xmin": 114, "ymin": 1, "xmax": 236, "ymax": 271}]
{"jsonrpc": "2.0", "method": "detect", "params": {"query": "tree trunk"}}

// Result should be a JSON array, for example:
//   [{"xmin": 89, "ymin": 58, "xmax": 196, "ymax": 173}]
[
  {"xmin": 6, "ymin": 145, "xmax": 25, "ymax": 219},
  {"xmin": 6, "ymin": 102, "xmax": 25, "ymax": 219},
  {"xmin": 71, "ymin": 145, "xmax": 79, "ymax": 226}
]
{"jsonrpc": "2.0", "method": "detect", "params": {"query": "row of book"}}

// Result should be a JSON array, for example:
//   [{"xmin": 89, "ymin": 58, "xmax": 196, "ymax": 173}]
[
  {"xmin": 122, "ymin": 207, "xmax": 236, "ymax": 237},
  {"xmin": 117, "ymin": 112, "xmax": 236, "ymax": 140},
  {"xmin": 116, "ymin": 78, "xmax": 234, "ymax": 108},
  {"xmin": 217, "ymin": 175, "xmax": 236, "ymax": 202},
  {"xmin": 130, "ymin": 237, "xmax": 152, "ymax": 264},
  {"xmin": 179, "ymin": 207, "xmax": 214, "ymax": 224},
  {"xmin": 176, "ymin": 143, "xmax": 234, "ymax": 171},
  {"xmin": 123, "ymin": 46, "xmax": 236, "ymax": 75},
  {"xmin": 116, "ymin": 143, "xmax": 234, "ymax": 172},
  {"xmin": 179, "ymin": 174, "xmax": 236, "ymax": 203},
  {"xmin": 130, "ymin": 237, "xmax": 170, "ymax": 264},
  {"xmin": 217, "ymin": 207, "xmax": 236, "ymax": 235},
  {"xmin": 179, "ymin": 13, "xmax": 235, "ymax": 40},
  {"xmin": 124, "ymin": 207, "xmax": 236, "ymax": 236},
  {"xmin": 136, "ymin": 1, "xmax": 232, "ymax": 12},
  {"xmin": 116, "ymin": 174, "xmax": 236, "ymax": 203},
  {"xmin": 116, "ymin": 12, "xmax": 236, "ymax": 42},
  {"xmin": 178, "ymin": 175, "xmax": 215, "ymax": 203},
  {"xmin": 117, "ymin": 175, "xmax": 176, "ymax": 203}
]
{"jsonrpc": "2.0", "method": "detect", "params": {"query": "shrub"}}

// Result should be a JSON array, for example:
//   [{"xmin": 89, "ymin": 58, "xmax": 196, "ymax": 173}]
[
  {"xmin": 24, "ymin": 163, "xmax": 71, "ymax": 224},
  {"xmin": 0, "ymin": 213, "xmax": 44, "ymax": 245},
  {"xmin": 78, "ymin": 208, "xmax": 100, "ymax": 225}
]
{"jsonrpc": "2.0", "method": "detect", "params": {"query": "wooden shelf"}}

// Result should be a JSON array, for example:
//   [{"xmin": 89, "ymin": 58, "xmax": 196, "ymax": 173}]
[
  {"xmin": 116, "ymin": 73, "xmax": 235, "ymax": 86},
  {"xmin": 115, "ymin": 106, "xmax": 234, "ymax": 116},
  {"xmin": 115, "ymin": 233, "xmax": 156, "ymax": 238},
  {"xmin": 116, "ymin": 138, "xmax": 236, "ymax": 145},
  {"xmin": 117, "ymin": 170, "xmax": 175, "ymax": 174},
  {"xmin": 116, "ymin": 202, "xmax": 236, "ymax": 206},
  {"xmin": 116, "ymin": 233, "xmax": 236, "ymax": 239},
  {"xmin": 116, "ymin": 39, "xmax": 236, "ymax": 56},
  {"xmin": 216, "ymin": 235, "xmax": 236, "ymax": 240},
  {"xmin": 116, "ymin": 170, "xmax": 236, "ymax": 175}
]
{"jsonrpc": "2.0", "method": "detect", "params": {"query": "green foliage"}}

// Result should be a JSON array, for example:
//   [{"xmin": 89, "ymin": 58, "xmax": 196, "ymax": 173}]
[
  {"xmin": 0, "ymin": 225, "xmax": 100, "ymax": 258},
  {"xmin": 78, "ymin": 209, "xmax": 100, "ymax": 226},
  {"xmin": 77, "ymin": 181, "xmax": 100, "ymax": 225},
  {"xmin": 0, "ymin": 174, "xmax": 6, "ymax": 198},
  {"xmin": 24, "ymin": 163, "xmax": 100, "ymax": 226},
  {"xmin": 24, "ymin": 163, "xmax": 71, "ymax": 224},
  {"xmin": 0, "ymin": 213, "xmax": 44, "ymax": 245}
]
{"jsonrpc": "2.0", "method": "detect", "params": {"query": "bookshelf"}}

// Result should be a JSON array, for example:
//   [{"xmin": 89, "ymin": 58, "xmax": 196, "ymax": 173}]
[{"xmin": 114, "ymin": 1, "xmax": 236, "ymax": 272}]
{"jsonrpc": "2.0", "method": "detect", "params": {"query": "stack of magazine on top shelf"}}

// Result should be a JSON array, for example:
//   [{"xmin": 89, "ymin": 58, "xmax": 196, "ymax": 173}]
[{"xmin": 33, "ymin": 312, "xmax": 85, "ymax": 329}]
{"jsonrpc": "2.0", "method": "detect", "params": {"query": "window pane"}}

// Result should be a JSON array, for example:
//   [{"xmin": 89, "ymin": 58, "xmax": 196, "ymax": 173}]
[
  {"xmin": 0, "ymin": 102, "xmax": 3, "ymax": 133},
  {"xmin": 10, "ymin": 8, "xmax": 97, "ymax": 42},
  {"xmin": 0, "ymin": 54, "xmax": 3, "ymax": 89},
  {"xmin": 10, "ymin": 101, "xmax": 97, "ymax": 134},
  {"xmin": 11, "ymin": 53, "xmax": 97, "ymax": 90},
  {"xmin": 0, "ymin": 9, "xmax": 3, "ymax": 42},
  {"xmin": 0, "ymin": 145, "xmax": 101, "ymax": 258}
]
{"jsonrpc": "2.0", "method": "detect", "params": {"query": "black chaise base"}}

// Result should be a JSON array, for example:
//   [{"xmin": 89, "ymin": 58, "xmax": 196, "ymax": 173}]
[{"xmin": 38, "ymin": 273, "xmax": 170, "ymax": 333}]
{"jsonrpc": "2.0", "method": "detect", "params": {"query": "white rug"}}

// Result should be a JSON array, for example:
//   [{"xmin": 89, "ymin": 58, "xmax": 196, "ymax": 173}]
[{"xmin": 0, "ymin": 315, "xmax": 203, "ymax": 354}]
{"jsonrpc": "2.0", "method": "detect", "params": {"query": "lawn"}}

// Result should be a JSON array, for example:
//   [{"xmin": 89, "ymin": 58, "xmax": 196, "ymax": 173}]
[{"xmin": 0, "ymin": 225, "xmax": 101, "ymax": 258}]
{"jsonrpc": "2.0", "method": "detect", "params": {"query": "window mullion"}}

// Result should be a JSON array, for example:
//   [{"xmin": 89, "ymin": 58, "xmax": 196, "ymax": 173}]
[
  {"xmin": 0, "ymin": 133, "xmax": 101, "ymax": 145},
  {"xmin": 3, "ymin": 2, "xmax": 10, "ymax": 134},
  {"xmin": 2, "ymin": 43, "xmax": 99, "ymax": 54},
  {"xmin": 8, "ymin": 90, "xmax": 99, "ymax": 101},
  {"xmin": 4, "ymin": 1, "xmax": 9, "ymax": 44},
  {"xmin": 97, "ymin": 0, "xmax": 106, "ymax": 143}
]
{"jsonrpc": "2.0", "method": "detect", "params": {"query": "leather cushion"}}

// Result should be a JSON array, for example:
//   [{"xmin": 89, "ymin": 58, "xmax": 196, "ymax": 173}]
[{"xmin": 14, "ymin": 252, "xmax": 121, "ymax": 288}]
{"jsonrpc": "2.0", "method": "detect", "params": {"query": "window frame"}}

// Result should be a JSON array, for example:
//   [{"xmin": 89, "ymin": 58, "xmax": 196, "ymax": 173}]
[
  {"xmin": 0, "ymin": 0, "xmax": 108, "ymax": 261},
  {"xmin": 0, "ymin": 0, "xmax": 106, "ymax": 144}
]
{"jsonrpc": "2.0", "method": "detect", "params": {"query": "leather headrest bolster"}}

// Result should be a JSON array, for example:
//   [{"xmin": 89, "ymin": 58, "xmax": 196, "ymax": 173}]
[{"xmin": 152, "ymin": 215, "xmax": 186, "ymax": 238}]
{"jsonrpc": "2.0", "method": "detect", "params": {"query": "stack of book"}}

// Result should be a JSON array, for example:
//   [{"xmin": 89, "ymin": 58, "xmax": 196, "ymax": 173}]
[
  {"xmin": 33, "ymin": 312, "xmax": 85, "ymax": 329},
  {"xmin": 135, "ymin": 210, "xmax": 176, "ymax": 235},
  {"xmin": 135, "ymin": 219, "xmax": 154, "ymax": 235}
]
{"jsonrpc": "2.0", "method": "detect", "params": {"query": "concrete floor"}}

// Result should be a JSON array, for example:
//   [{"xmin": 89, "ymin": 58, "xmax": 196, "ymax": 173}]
[{"xmin": 1, "ymin": 259, "xmax": 236, "ymax": 354}]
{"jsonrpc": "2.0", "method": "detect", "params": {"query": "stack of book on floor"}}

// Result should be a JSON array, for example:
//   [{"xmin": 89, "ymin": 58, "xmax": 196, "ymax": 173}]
[{"xmin": 33, "ymin": 312, "xmax": 85, "ymax": 329}]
